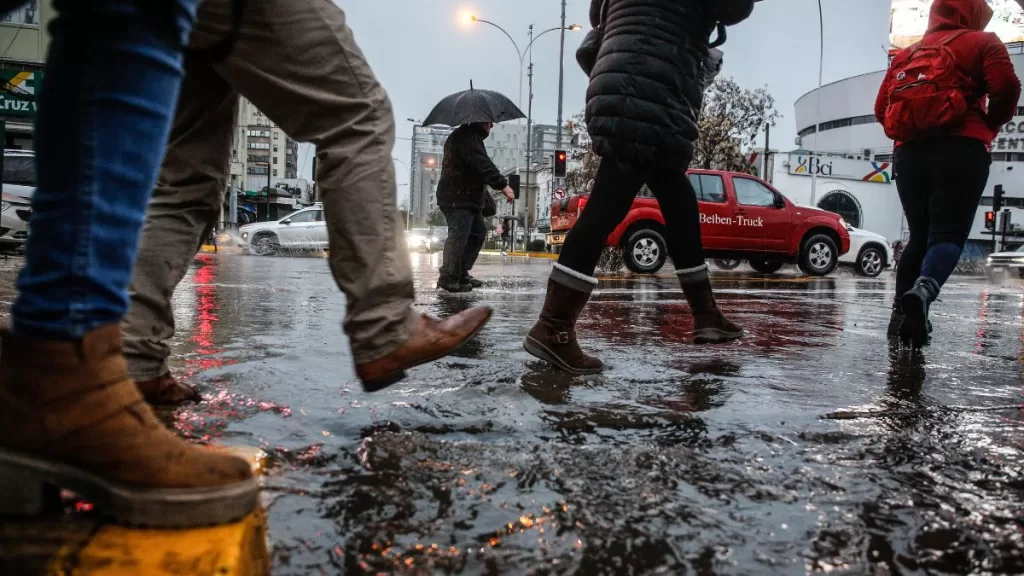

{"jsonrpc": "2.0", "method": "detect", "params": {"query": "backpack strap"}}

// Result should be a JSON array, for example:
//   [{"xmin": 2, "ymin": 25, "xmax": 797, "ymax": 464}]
[{"xmin": 909, "ymin": 28, "xmax": 971, "ymax": 55}]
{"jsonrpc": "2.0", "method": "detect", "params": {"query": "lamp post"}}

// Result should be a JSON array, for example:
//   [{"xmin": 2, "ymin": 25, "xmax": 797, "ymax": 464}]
[
  {"xmin": 809, "ymin": 0, "xmax": 824, "ymax": 207},
  {"xmin": 393, "ymin": 156, "xmax": 412, "ymax": 230}
]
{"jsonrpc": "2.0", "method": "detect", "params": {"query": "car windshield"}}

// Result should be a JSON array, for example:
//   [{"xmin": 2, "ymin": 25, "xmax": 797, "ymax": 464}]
[
  {"xmin": 4, "ymin": 155, "xmax": 35, "ymax": 187},
  {"xmin": 411, "ymin": 228, "xmax": 430, "ymax": 236}
]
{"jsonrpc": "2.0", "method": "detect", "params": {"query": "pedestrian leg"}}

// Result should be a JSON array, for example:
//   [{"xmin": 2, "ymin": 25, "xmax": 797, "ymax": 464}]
[
  {"xmin": 1, "ymin": 0, "xmax": 257, "ymax": 528},
  {"xmin": 202, "ymin": 0, "xmax": 491, "ymax": 387},
  {"xmin": 123, "ymin": 56, "xmax": 238, "ymax": 406},
  {"xmin": 438, "ymin": 208, "xmax": 473, "ymax": 290},
  {"xmin": 524, "ymin": 157, "xmax": 645, "ymax": 374},
  {"xmin": 460, "ymin": 211, "xmax": 487, "ymax": 285},
  {"xmin": 900, "ymin": 137, "xmax": 990, "ymax": 347},
  {"xmin": 647, "ymin": 163, "xmax": 742, "ymax": 344},
  {"xmin": 891, "ymin": 142, "xmax": 933, "ymax": 342}
]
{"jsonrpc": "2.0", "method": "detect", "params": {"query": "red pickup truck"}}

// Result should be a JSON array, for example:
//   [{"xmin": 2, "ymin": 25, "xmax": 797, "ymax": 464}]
[{"xmin": 547, "ymin": 169, "xmax": 851, "ymax": 276}]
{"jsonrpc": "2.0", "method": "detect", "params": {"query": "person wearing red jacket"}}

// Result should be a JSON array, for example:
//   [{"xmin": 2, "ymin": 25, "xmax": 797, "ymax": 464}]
[{"xmin": 875, "ymin": 0, "xmax": 1021, "ymax": 347}]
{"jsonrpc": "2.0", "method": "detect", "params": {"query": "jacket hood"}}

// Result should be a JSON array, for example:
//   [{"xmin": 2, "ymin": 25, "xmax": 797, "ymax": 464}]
[{"xmin": 927, "ymin": 0, "xmax": 993, "ymax": 34}]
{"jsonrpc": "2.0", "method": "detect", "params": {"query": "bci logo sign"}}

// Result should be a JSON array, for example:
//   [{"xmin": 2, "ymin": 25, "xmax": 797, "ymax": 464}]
[{"xmin": 793, "ymin": 156, "xmax": 834, "ymax": 176}]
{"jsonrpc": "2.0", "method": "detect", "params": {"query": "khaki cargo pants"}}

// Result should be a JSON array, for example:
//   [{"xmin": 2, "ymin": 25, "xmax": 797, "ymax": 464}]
[{"xmin": 123, "ymin": 0, "xmax": 416, "ymax": 381}]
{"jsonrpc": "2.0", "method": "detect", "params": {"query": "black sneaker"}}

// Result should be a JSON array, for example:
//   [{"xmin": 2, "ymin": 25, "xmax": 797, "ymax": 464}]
[
  {"xmin": 437, "ymin": 280, "xmax": 472, "ymax": 293},
  {"xmin": 462, "ymin": 275, "xmax": 484, "ymax": 288}
]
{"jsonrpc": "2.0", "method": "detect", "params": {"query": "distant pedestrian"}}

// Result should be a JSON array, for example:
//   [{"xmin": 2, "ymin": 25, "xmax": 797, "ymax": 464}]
[
  {"xmin": 876, "ymin": 0, "xmax": 1020, "ymax": 346},
  {"xmin": 499, "ymin": 220, "xmax": 512, "ymax": 255},
  {"xmin": 892, "ymin": 240, "xmax": 904, "ymax": 266},
  {"xmin": 523, "ymin": 0, "xmax": 754, "ymax": 374},
  {"xmin": 122, "ymin": 0, "xmax": 494, "ymax": 402},
  {"xmin": 435, "ymin": 122, "xmax": 515, "ymax": 292}
]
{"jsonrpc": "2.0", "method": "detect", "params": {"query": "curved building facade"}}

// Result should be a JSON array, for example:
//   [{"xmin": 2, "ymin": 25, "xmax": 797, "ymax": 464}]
[{"xmin": 772, "ymin": 46, "xmax": 1024, "ymax": 253}]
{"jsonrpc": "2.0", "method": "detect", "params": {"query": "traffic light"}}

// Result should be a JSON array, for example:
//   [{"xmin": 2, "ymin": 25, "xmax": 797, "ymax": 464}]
[
  {"xmin": 508, "ymin": 174, "xmax": 520, "ymax": 200},
  {"xmin": 993, "ymin": 184, "xmax": 1005, "ymax": 212},
  {"xmin": 554, "ymin": 150, "xmax": 567, "ymax": 178},
  {"xmin": 985, "ymin": 210, "xmax": 996, "ymax": 231}
]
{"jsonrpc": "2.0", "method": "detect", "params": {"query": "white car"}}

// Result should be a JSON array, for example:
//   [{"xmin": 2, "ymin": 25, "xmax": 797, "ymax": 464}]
[
  {"xmin": 1, "ymin": 150, "xmax": 35, "ymax": 252},
  {"xmin": 985, "ymin": 244, "xmax": 1024, "ymax": 280},
  {"xmin": 839, "ymin": 226, "xmax": 893, "ymax": 277},
  {"xmin": 239, "ymin": 205, "xmax": 326, "ymax": 255},
  {"xmin": 407, "ymin": 227, "xmax": 434, "ymax": 253}
]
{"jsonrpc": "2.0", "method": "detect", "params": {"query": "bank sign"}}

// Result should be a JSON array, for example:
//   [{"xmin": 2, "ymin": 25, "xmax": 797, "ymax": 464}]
[
  {"xmin": 994, "ymin": 116, "xmax": 1024, "ymax": 151},
  {"xmin": 788, "ymin": 154, "xmax": 892, "ymax": 184},
  {"xmin": 0, "ymin": 70, "xmax": 41, "ymax": 118}
]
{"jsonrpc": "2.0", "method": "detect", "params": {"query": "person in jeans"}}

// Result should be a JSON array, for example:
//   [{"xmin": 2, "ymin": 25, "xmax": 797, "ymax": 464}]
[
  {"xmin": 875, "ymin": 0, "xmax": 1020, "ymax": 346},
  {"xmin": 499, "ymin": 221, "xmax": 512, "ymax": 255},
  {"xmin": 435, "ymin": 122, "xmax": 515, "ymax": 292},
  {"xmin": 0, "ymin": 0, "xmax": 259, "ymax": 528},
  {"xmin": 523, "ymin": 0, "xmax": 754, "ymax": 374},
  {"xmin": 122, "ymin": 0, "xmax": 494, "ymax": 403}
]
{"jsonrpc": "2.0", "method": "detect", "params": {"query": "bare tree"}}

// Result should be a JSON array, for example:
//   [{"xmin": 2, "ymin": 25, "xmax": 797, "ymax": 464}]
[
  {"xmin": 694, "ymin": 77, "xmax": 780, "ymax": 172},
  {"xmin": 427, "ymin": 208, "xmax": 447, "ymax": 227},
  {"xmin": 563, "ymin": 112, "xmax": 601, "ymax": 196}
]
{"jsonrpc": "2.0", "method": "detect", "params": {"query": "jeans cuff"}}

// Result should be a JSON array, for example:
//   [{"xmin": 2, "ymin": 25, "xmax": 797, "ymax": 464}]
[
  {"xmin": 350, "ymin": 306, "xmax": 418, "ymax": 365},
  {"xmin": 126, "ymin": 358, "xmax": 170, "ymax": 383}
]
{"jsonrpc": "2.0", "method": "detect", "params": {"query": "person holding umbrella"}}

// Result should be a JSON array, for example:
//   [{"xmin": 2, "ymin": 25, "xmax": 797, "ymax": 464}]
[
  {"xmin": 523, "ymin": 1, "xmax": 755, "ymax": 374},
  {"xmin": 425, "ymin": 86, "xmax": 520, "ymax": 292}
]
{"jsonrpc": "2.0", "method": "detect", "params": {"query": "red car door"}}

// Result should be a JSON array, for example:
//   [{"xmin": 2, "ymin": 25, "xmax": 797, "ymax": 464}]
[
  {"xmin": 728, "ymin": 176, "xmax": 792, "ymax": 255},
  {"xmin": 687, "ymin": 172, "xmax": 735, "ymax": 251}
]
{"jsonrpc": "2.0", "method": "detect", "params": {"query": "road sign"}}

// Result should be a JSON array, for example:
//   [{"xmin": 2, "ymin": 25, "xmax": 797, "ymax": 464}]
[{"xmin": 553, "ymin": 187, "xmax": 566, "ymax": 199}]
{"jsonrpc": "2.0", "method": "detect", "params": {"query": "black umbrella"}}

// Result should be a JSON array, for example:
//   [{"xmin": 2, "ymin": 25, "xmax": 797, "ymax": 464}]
[{"xmin": 422, "ymin": 81, "xmax": 525, "ymax": 127}]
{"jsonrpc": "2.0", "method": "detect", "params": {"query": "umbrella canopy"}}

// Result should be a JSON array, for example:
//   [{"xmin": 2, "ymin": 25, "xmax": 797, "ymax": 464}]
[{"xmin": 422, "ymin": 83, "xmax": 525, "ymax": 127}]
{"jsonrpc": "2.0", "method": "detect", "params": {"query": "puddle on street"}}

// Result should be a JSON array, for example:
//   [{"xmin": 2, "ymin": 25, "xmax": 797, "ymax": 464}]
[{"xmin": 160, "ymin": 254, "xmax": 1024, "ymax": 574}]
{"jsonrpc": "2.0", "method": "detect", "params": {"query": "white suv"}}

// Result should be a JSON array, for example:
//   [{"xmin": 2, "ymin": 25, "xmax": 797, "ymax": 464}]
[
  {"xmin": 838, "ymin": 226, "xmax": 893, "ymax": 278},
  {"xmin": 239, "ymin": 205, "xmax": 326, "ymax": 255}
]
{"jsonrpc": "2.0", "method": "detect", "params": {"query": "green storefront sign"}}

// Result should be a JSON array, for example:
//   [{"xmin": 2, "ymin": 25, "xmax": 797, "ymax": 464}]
[{"xmin": 0, "ymin": 70, "xmax": 41, "ymax": 118}]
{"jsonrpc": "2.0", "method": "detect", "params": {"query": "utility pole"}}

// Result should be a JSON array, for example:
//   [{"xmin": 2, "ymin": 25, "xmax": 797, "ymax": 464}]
[
  {"xmin": 556, "ymin": 0, "xmax": 567, "ymax": 153},
  {"xmin": 762, "ymin": 123, "xmax": 771, "ymax": 183},
  {"xmin": 523, "ymin": 25, "xmax": 535, "ymax": 253}
]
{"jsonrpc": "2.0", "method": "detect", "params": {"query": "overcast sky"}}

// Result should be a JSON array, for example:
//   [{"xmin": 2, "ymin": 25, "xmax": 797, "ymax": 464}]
[{"xmin": 300, "ymin": 0, "xmax": 893, "ymax": 204}]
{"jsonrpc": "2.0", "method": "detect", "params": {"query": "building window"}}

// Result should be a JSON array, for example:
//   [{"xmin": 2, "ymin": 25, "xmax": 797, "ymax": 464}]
[
  {"xmin": 874, "ymin": 154, "xmax": 893, "ymax": 163},
  {"xmin": 248, "ymin": 142, "xmax": 270, "ymax": 150},
  {"xmin": 273, "ymin": 145, "xmax": 278, "ymax": 152},
  {"xmin": 272, "ymin": 157, "xmax": 277, "ymax": 164},
  {"xmin": 817, "ymin": 190, "xmax": 863, "ymax": 229},
  {"xmin": 798, "ymin": 114, "xmax": 877, "ymax": 138},
  {"xmin": 2, "ymin": 1, "xmax": 39, "ymax": 25},
  {"xmin": 273, "ymin": 132, "xmax": 279, "ymax": 139},
  {"xmin": 273, "ymin": 169, "xmax": 278, "ymax": 177},
  {"xmin": 248, "ymin": 167, "xmax": 268, "ymax": 175}
]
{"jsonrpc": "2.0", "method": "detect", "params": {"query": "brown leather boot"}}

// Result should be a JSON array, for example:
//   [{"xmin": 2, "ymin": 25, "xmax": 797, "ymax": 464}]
[
  {"xmin": 678, "ymin": 265, "xmax": 744, "ymax": 344},
  {"xmin": 355, "ymin": 306, "xmax": 493, "ymax": 392},
  {"xmin": 523, "ymin": 265, "xmax": 604, "ymax": 375},
  {"xmin": 0, "ymin": 325, "xmax": 259, "ymax": 528},
  {"xmin": 136, "ymin": 372, "xmax": 201, "ymax": 406}
]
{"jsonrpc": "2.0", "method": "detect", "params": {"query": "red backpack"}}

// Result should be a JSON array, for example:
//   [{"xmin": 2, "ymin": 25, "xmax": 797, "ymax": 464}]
[{"xmin": 882, "ymin": 30, "xmax": 976, "ymax": 142}]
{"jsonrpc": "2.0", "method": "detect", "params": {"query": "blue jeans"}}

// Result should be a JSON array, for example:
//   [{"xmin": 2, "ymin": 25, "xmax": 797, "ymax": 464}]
[{"xmin": 12, "ymin": 0, "xmax": 200, "ymax": 340}]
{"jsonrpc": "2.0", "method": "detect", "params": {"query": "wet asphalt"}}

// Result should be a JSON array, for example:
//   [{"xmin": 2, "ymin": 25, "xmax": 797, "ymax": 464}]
[{"xmin": 9, "ymin": 252, "xmax": 1024, "ymax": 574}]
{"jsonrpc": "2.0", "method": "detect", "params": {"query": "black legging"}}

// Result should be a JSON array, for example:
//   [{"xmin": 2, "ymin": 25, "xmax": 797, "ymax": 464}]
[{"xmin": 557, "ymin": 156, "xmax": 705, "ymax": 275}]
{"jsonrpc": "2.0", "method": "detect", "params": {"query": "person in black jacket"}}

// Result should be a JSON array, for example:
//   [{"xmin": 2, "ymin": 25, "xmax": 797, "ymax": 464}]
[
  {"xmin": 436, "ymin": 122, "xmax": 515, "ymax": 292},
  {"xmin": 523, "ymin": 0, "xmax": 755, "ymax": 374}
]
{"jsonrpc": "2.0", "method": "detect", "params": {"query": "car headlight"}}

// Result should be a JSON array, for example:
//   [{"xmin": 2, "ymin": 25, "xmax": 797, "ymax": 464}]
[
  {"xmin": 987, "ymin": 256, "xmax": 993, "ymax": 264},
  {"xmin": 241, "ymin": 232, "xmax": 248, "ymax": 240}
]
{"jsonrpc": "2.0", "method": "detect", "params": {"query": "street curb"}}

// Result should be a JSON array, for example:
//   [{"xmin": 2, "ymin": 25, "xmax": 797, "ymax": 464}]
[{"xmin": 38, "ymin": 446, "xmax": 269, "ymax": 576}]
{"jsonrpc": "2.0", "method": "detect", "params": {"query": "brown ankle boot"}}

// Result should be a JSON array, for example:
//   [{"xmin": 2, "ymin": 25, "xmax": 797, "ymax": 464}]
[
  {"xmin": 136, "ymin": 372, "xmax": 201, "ymax": 406},
  {"xmin": 356, "ymin": 306, "xmax": 493, "ymax": 392},
  {"xmin": 0, "ymin": 325, "xmax": 258, "ymax": 528},
  {"xmin": 678, "ymin": 265, "xmax": 744, "ymax": 344},
  {"xmin": 523, "ymin": 265, "xmax": 604, "ymax": 374}
]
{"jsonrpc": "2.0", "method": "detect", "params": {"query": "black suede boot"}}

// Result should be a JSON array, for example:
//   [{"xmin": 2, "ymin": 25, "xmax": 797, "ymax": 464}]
[{"xmin": 899, "ymin": 277, "xmax": 939, "ymax": 348}]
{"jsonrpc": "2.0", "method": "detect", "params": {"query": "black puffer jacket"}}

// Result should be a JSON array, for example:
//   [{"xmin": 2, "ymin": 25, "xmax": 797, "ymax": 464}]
[
  {"xmin": 436, "ymin": 124, "xmax": 508, "ymax": 211},
  {"xmin": 585, "ymin": 0, "xmax": 754, "ymax": 165}
]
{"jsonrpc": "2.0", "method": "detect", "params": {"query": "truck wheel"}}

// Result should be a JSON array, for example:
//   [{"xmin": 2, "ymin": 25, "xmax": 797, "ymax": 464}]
[
  {"xmin": 855, "ymin": 246, "xmax": 886, "ymax": 277},
  {"xmin": 713, "ymin": 259, "xmax": 742, "ymax": 270},
  {"xmin": 623, "ymin": 229, "xmax": 668, "ymax": 274},
  {"xmin": 749, "ymin": 260, "xmax": 785, "ymax": 274},
  {"xmin": 798, "ymin": 234, "xmax": 839, "ymax": 276},
  {"xmin": 252, "ymin": 233, "xmax": 279, "ymax": 256}
]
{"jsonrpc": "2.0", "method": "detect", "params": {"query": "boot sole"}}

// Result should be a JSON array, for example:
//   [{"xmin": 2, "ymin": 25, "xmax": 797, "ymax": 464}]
[
  {"xmin": 523, "ymin": 336, "xmax": 604, "ymax": 375},
  {"xmin": 361, "ymin": 308, "xmax": 494, "ymax": 392},
  {"xmin": 899, "ymin": 292, "xmax": 930, "ymax": 348},
  {"xmin": 0, "ymin": 449, "xmax": 259, "ymax": 528},
  {"xmin": 693, "ymin": 328, "xmax": 745, "ymax": 345}
]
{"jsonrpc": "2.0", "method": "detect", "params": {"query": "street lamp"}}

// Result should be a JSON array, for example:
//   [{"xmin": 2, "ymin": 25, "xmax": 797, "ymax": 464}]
[
  {"xmin": 810, "ymin": 0, "xmax": 824, "ymax": 207},
  {"xmin": 393, "ymin": 156, "xmax": 412, "ymax": 230}
]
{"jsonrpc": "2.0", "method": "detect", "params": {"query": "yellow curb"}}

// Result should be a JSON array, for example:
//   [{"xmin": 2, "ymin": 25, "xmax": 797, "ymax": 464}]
[{"xmin": 45, "ymin": 446, "xmax": 269, "ymax": 576}]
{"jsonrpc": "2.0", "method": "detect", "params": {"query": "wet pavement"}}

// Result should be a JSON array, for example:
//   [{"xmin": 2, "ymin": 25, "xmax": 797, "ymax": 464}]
[{"xmin": 5, "ymin": 253, "xmax": 1024, "ymax": 575}]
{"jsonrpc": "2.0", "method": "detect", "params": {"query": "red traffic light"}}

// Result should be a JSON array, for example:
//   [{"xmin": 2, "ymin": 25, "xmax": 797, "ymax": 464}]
[
  {"xmin": 557, "ymin": 152, "xmax": 566, "ymax": 161},
  {"xmin": 985, "ymin": 211, "xmax": 996, "ymax": 231}
]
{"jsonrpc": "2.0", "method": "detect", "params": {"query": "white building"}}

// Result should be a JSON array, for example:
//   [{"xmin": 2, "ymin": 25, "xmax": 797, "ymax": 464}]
[{"xmin": 772, "ymin": 43, "xmax": 1024, "ymax": 256}]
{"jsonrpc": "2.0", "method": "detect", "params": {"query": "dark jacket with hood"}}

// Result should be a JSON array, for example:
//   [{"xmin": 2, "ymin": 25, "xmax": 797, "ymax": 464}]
[
  {"xmin": 875, "ymin": 0, "xmax": 1021, "ymax": 146},
  {"xmin": 436, "ymin": 124, "xmax": 508, "ymax": 211},
  {"xmin": 584, "ymin": 0, "xmax": 755, "ymax": 166}
]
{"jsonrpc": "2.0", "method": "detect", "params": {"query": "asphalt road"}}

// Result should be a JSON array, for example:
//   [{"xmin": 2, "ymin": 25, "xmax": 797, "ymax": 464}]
[{"xmin": 2, "ymin": 253, "xmax": 1023, "ymax": 575}]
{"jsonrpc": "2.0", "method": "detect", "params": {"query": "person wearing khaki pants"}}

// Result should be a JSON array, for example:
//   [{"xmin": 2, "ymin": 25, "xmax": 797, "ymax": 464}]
[{"xmin": 123, "ymin": 0, "xmax": 492, "ymax": 402}]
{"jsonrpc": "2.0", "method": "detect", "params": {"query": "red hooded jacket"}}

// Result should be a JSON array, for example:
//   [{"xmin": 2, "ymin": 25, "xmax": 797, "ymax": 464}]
[{"xmin": 875, "ymin": 0, "xmax": 1021, "ymax": 146}]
